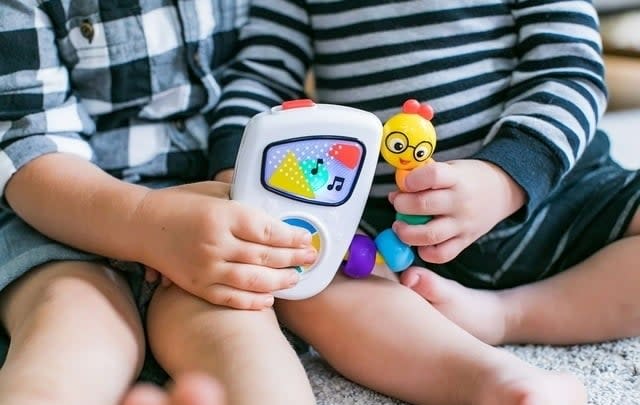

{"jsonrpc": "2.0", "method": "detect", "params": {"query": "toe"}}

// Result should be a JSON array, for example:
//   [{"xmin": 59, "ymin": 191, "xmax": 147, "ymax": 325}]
[
  {"xmin": 400, "ymin": 267, "xmax": 443, "ymax": 302},
  {"xmin": 399, "ymin": 267, "xmax": 420, "ymax": 288}
]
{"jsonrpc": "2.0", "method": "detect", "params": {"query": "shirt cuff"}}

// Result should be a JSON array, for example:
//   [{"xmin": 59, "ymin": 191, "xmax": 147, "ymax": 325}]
[
  {"xmin": 207, "ymin": 127, "xmax": 244, "ymax": 179},
  {"xmin": 471, "ymin": 124, "xmax": 564, "ymax": 219}
]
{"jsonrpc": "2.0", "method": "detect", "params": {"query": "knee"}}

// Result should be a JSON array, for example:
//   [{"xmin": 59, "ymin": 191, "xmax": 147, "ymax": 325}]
[
  {"xmin": 1, "ymin": 261, "xmax": 144, "ymax": 358},
  {"xmin": 148, "ymin": 285, "xmax": 283, "ymax": 365}
]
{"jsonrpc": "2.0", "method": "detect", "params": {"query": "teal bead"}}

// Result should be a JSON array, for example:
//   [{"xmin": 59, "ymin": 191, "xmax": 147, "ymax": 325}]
[
  {"xmin": 374, "ymin": 229, "xmax": 414, "ymax": 272},
  {"xmin": 395, "ymin": 212, "xmax": 432, "ymax": 225}
]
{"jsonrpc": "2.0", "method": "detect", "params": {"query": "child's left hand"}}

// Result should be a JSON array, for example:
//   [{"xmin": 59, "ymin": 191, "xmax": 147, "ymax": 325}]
[{"xmin": 389, "ymin": 159, "xmax": 526, "ymax": 263}]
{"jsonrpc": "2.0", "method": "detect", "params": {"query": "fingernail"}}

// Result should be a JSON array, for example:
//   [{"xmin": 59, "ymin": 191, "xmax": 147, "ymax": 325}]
[
  {"xmin": 404, "ymin": 272, "xmax": 420, "ymax": 288},
  {"xmin": 304, "ymin": 248, "xmax": 318, "ymax": 264},
  {"xmin": 404, "ymin": 176, "xmax": 413, "ymax": 191},
  {"xmin": 289, "ymin": 271, "xmax": 300, "ymax": 286},
  {"xmin": 300, "ymin": 231, "xmax": 313, "ymax": 246},
  {"xmin": 264, "ymin": 296, "xmax": 275, "ymax": 306}
]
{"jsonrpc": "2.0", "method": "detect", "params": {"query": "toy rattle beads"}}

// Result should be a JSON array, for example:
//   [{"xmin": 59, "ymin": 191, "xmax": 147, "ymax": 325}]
[{"xmin": 341, "ymin": 99, "xmax": 437, "ymax": 278}]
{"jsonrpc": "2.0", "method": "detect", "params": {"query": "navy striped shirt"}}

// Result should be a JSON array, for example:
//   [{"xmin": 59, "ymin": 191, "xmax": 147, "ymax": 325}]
[{"xmin": 208, "ymin": 0, "xmax": 608, "ymax": 217}]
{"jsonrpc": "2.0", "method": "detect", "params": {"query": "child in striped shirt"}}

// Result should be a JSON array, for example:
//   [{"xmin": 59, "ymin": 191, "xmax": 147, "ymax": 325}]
[{"xmin": 204, "ymin": 0, "xmax": 640, "ymax": 403}]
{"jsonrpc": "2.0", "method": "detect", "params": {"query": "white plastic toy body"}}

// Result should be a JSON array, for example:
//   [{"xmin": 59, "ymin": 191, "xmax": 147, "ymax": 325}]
[{"xmin": 231, "ymin": 99, "xmax": 382, "ymax": 299}]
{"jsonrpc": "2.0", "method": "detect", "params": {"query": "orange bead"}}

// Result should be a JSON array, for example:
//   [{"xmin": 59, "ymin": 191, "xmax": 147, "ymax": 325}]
[{"xmin": 395, "ymin": 169, "xmax": 410, "ymax": 192}]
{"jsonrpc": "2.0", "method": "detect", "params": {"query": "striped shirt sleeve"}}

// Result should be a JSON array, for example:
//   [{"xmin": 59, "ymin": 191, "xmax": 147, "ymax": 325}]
[
  {"xmin": 0, "ymin": 1, "xmax": 94, "ymax": 201},
  {"xmin": 206, "ymin": 0, "xmax": 311, "ymax": 177},
  {"xmin": 473, "ymin": 0, "xmax": 607, "ymax": 214},
  {"xmin": 207, "ymin": 0, "xmax": 608, "ymax": 218}
]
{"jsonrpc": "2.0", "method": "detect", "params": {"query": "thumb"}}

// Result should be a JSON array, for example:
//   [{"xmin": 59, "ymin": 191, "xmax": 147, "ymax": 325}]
[{"xmin": 178, "ymin": 181, "xmax": 231, "ymax": 199}]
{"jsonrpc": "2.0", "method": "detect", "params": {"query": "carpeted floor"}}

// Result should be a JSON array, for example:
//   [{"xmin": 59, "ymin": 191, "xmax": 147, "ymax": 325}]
[
  {"xmin": 302, "ymin": 339, "xmax": 640, "ymax": 405},
  {"xmin": 301, "ymin": 109, "xmax": 640, "ymax": 405}
]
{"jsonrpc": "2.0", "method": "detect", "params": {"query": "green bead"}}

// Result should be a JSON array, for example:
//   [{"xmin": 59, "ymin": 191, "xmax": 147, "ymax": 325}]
[{"xmin": 395, "ymin": 212, "xmax": 432, "ymax": 225}]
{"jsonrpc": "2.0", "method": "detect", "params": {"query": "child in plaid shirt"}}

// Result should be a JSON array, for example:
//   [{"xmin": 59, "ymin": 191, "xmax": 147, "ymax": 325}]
[{"xmin": 0, "ymin": 1, "xmax": 313, "ymax": 404}]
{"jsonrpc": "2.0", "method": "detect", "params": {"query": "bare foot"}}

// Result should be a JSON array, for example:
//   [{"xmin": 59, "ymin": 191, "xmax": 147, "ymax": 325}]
[
  {"xmin": 400, "ymin": 267, "xmax": 512, "ymax": 344},
  {"xmin": 121, "ymin": 373, "xmax": 225, "ymax": 405},
  {"xmin": 478, "ymin": 364, "xmax": 587, "ymax": 405}
]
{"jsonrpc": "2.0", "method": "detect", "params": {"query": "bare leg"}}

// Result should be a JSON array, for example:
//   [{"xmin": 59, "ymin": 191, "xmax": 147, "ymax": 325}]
[
  {"xmin": 146, "ymin": 284, "xmax": 315, "ymax": 405},
  {"xmin": 277, "ymin": 273, "xmax": 586, "ymax": 405},
  {"xmin": 402, "ymin": 208, "xmax": 640, "ymax": 345},
  {"xmin": 0, "ymin": 261, "xmax": 145, "ymax": 405},
  {"xmin": 122, "ymin": 373, "xmax": 226, "ymax": 405}
]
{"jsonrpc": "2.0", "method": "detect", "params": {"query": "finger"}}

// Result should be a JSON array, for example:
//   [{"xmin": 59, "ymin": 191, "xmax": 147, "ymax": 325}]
[
  {"xmin": 179, "ymin": 181, "xmax": 231, "ymax": 199},
  {"xmin": 144, "ymin": 266, "xmax": 160, "ymax": 283},
  {"xmin": 121, "ymin": 383, "xmax": 169, "ymax": 405},
  {"xmin": 417, "ymin": 237, "xmax": 467, "ymax": 264},
  {"xmin": 170, "ymin": 373, "xmax": 226, "ymax": 405},
  {"xmin": 218, "ymin": 262, "xmax": 300, "ymax": 293},
  {"xmin": 392, "ymin": 189, "xmax": 455, "ymax": 216},
  {"xmin": 232, "ymin": 209, "xmax": 313, "ymax": 248},
  {"xmin": 161, "ymin": 276, "xmax": 173, "ymax": 287},
  {"xmin": 404, "ymin": 161, "xmax": 457, "ymax": 192},
  {"xmin": 228, "ymin": 240, "xmax": 317, "ymax": 269},
  {"xmin": 198, "ymin": 283, "xmax": 276, "ymax": 310},
  {"xmin": 393, "ymin": 216, "xmax": 459, "ymax": 247},
  {"xmin": 213, "ymin": 168, "xmax": 234, "ymax": 183},
  {"xmin": 388, "ymin": 191, "xmax": 399, "ymax": 204}
]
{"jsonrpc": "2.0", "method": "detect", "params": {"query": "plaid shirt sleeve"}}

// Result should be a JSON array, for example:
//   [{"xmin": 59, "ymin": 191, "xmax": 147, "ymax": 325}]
[{"xmin": 0, "ymin": 1, "xmax": 94, "ymax": 200}]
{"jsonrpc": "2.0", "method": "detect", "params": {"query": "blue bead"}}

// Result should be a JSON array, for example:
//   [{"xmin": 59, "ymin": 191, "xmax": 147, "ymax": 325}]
[{"xmin": 374, "ymin": 228, "xmax": 414, "ymax": 272}]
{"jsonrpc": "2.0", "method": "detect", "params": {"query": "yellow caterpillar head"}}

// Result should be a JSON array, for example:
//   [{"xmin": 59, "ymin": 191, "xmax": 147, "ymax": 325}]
[{"xmin": 381, "ymin": 99, "xmax": 437, "ymax": 171}]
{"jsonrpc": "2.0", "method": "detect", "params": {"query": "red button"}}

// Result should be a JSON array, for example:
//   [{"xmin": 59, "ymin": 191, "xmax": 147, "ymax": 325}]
[{"xmin": 281, "ymin": 99, "xmax": 316, "ymax": 110}]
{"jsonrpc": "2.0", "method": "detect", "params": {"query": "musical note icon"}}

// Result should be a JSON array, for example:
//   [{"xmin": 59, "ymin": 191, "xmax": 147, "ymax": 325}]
[
  {"xmin": 311, "ymin": 158, "xmax": 324, "ymax": 175},
  {"xmin": 327, "ymin": 176, "xmax": 345, "ymax": 192}
]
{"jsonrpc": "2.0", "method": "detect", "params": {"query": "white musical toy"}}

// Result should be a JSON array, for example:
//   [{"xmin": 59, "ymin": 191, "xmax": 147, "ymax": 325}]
[{"xmin": 231, "ymin": 99, "xmax": 382, "ymax": 299}]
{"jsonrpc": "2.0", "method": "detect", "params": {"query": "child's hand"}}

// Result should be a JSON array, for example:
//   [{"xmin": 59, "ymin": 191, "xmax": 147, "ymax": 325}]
[
  {"xmin": 213, "ymin": 169, "xmax": 234, "ymax": 183},
  {"xmin": 389, "ymin": 160, "xmax": 525, "ymax": 263},
  {"xmin": 133, "ymin": 181, "xmax": 317, "ymax": 310}
]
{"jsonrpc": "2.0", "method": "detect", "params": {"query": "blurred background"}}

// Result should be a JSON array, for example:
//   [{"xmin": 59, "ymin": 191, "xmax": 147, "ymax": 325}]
[
  {"xmin": 594, "ymin": 0, "xmax": 640, "ymax": 111},
  {"xmin": 593, "ymin": 0, "xmax": 639, "ymax": 169}
]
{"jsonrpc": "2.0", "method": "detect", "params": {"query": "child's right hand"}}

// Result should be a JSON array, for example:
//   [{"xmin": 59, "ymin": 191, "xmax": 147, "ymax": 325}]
[
  {"xmin": 390, "ymin": 159, "xmax": 525, "ymax": 264},
  {"xmin": 133, "ymin": 181, "xmax": 317, "ymax": 309}
]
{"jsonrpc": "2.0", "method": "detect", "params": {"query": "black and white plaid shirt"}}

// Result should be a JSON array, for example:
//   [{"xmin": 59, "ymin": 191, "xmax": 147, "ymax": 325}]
[{"xmin": 0, "ymin": 0, "xmax": 248, "ymax": 199}]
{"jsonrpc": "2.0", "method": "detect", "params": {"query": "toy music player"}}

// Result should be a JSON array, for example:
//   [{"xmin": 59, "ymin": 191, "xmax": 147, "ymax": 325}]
[{"xmin": 231, "ymin": 99, "xmax": 382, "ymax": 300}]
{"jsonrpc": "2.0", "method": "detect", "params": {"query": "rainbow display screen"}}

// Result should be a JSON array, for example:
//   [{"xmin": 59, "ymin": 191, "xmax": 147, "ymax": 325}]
[{"xmin": 261, "ymin": 136, "xmax": 366, "ymax": 206}]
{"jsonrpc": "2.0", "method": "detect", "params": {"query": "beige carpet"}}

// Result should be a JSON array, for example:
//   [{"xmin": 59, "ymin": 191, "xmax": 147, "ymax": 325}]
[
  {"xmin": 302, "ymin": 110, "xmax": 640, "ymax": 405},
  {"xmin": 302, "ymin": 339, "xmax": 640, "ymax": 405}
]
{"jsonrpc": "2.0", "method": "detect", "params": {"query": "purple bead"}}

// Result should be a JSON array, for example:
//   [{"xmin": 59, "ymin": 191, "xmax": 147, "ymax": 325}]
[{"xmin": 342, "ymin": 234, "xmax": 376, "ymax": 278}]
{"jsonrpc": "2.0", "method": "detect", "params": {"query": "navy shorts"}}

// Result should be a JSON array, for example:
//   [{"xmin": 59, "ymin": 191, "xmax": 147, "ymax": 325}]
[{"xmin": 361, "ymin": 131, "xmax": 640, "ymax": 289}]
